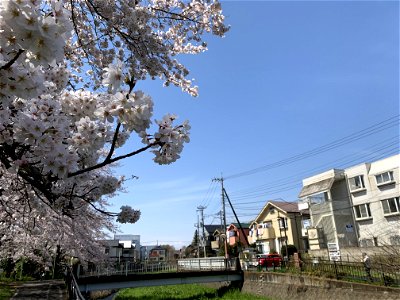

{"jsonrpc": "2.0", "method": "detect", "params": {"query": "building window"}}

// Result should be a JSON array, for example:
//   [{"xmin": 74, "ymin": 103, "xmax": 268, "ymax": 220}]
[
  {"xmin": 308, "ymin": 192, "xmax": 328, "ymax": 205},
  {"xmin": 278, "ymin": 218, "xmax": 288, "ymax": 229},
  {"xmin": 381, "ymin": 197, "xmax": 400, "ymax": 215},
  {"xmin": 375, "ymin": 171, "xmax": 394, "ymax": 186},
  {"xmin": 302, "ymin": 219, "xmax": 311, "ymax": 229},
  {"xmin": 349, "ymin": 175, "xmax": 365, "ymax": 191},
  {"xmin": 390, "ymin": 235, "xmax": 400, "ymax": 245},
  {"xmin": 262, "ymin": 221, "xmax": 272, "ymax": 228},
  {"xmin": 354, "ymin": 203, "xmax": 372, "ymax": 220},
  {"xmin": 359, "ymin": 238, "xmax": 374, "ymax": 247}
]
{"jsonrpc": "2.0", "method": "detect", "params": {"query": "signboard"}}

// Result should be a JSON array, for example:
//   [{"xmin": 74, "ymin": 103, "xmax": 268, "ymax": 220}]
[
  {"xmin": 328, "ymin": 243, "xmax": 340, "ymax": 261},
  {"xmin": 329, "ymin": 250, "xmax": 341, "ymax": 261},
  {"xmin": 327, "ymin": 243, "xmax": 338, "ymax": 252}
]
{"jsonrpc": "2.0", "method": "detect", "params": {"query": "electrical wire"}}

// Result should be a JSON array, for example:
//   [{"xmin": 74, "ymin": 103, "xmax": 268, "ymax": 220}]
[{"xmin": 225, "ymin": 115, "xmax": 399, "ymax": 180}]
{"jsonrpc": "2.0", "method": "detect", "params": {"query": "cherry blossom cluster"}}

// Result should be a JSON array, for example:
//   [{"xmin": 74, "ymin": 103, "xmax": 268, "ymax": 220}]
[
  {"xmin": 0, "ymin": 0, "xmax": 227, "ymax": 263},
  {"xmin": 116, "ymin": 206, "xmax": 141, "ymax": 224}
]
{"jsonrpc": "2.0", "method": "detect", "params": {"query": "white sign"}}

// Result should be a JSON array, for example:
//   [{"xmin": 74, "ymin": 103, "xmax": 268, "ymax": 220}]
[
  {"xmin": 329, "ymin": 250, "xmax": 341, "ymax": 261},
  {"xmin": 327, "ymin": 243, "xmax": 338, "ymax": 252}
]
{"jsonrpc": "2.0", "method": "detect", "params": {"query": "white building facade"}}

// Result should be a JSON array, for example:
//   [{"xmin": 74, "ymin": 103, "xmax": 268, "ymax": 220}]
[
  {"xmin": 298, "ymin": 154, "xmax": 400, "ymax": 252},
  {"xmin": 345, "ymin": 154, "xmax": 400, "ymax": 246},
  {"xmin": 298, "ymin": 169, "xmax": 358, "ymax": 253}
]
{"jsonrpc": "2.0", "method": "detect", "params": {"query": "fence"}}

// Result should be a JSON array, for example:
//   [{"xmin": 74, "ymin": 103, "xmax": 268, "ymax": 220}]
[
  {"xmin": 177, "ymin": 257, "xmax": 238, "ymax": 271},
  {"xmin": 81, "ymin": 257, "xmax": 239, "ymax": 277},
  {"xmin": 83, "ymin": 261, "xmax": 178, "ymax": 277},
  {"xmin": 65, "ymin": 266, "xmax": 86, "ymax": 300},
  {"xmin": 293, "ymin": 259, "xmax": 400, "ymax": 287}
]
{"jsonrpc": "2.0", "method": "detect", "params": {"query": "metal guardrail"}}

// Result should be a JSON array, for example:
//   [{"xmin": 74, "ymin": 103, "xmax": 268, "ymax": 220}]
[
  {"xmin": 81, "ymin": 257, "xmax": 240, "ymax": 278},
  {"xmin": 84, "ymin": 262, "xmax": 177, "ymax": 277},
  {"xmin": 293, "ymin": 259, "xmax": 400, "ymax": 287},
  {"xmin": 177, "ymin": 257, "xmax": 238, "ymax": 271},
  {"xmin": 65, "ymin": 266, "xmax": 86, "ymax": 300}
]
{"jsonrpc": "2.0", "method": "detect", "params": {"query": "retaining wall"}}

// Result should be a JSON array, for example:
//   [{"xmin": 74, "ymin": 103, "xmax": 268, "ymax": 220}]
[{"xmin": 242, "ymin": 271, "xmax": 400, "ymax": 300}]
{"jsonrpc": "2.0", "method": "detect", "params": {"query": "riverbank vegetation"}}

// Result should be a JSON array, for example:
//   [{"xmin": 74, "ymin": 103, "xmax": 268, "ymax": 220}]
[{"xmin": 114, "ymin": 284, "xmax": 272, "ymax": 300}]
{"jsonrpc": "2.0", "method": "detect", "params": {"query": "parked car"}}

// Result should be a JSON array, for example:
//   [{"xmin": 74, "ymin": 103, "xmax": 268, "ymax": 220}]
[{"xmin": 257, "ymin": 254, "xmax": 282, "ymax": 268}]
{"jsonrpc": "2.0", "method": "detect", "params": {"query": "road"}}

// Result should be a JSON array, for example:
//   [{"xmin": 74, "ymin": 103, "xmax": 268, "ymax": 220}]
[{"xmin": 10, "ymin": 280, "xmax": 67, "ymax": 300}]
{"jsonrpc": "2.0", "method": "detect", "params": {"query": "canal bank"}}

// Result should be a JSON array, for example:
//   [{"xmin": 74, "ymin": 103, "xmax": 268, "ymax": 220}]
[{"xmin": 242, "ymin": 271, "xmax": 400, "ymax": 300}]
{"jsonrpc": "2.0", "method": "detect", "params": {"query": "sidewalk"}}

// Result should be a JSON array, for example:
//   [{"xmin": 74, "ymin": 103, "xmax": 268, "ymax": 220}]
[{"xmin": 10, "ymin": 280, "xmax": 67, "ymax": 300}]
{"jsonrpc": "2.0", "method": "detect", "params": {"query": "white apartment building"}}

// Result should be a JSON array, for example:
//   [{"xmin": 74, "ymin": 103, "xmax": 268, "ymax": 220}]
[
  {"xmin": 298, "ymin": 154, "xmax": 400, "ymax": 252},
  {"xmin": 298, "ymin": 169, "xmax": 358, "ymax": 252},
  {"xmin": 345, "ymin": 154, "xmax": 399, "ymax": 246}
]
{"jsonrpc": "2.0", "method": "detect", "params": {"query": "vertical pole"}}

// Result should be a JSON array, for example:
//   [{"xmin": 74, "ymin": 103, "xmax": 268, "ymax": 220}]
[
  {"xmin": 213, "ymin": 177, "xmax": 228, "ymax": 259},
  {"xmin": 197, "ymin": 214, "xmax": 200, "ymax": 258},
  {"xmin": 197, "ymin": 206, "xmax": 207, "ymax": 258},
  {"xmin": 221, "ymin": 179, "xmax": 228, "ymax": 260}
]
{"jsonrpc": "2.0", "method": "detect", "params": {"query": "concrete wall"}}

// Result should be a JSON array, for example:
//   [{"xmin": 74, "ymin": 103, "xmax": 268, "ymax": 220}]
[{"xmin": 242, "ymin": 271, "xmax": 400, "ymax": 300}]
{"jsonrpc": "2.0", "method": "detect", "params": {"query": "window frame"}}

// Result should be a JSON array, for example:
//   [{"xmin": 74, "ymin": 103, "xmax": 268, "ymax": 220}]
[
  {"xmin": 349, "ymin": 175, "xmax": 366, "ymax": 192},
  {"xmin": 381, "ymin": 197, "xmax": 400, "ymax": 216},
  {"xmin": 354, "ymin": 203, "xmax": 372, "ymax": 220},
  {"xmin": 262, "ymin": 221, "xmax": 272, "ymax": 228},
  {"xmin": 375, "ymin": 171, "xmax": 395, "ymax": 186},
  {"xmin": 278, "ymin": 218, "xmax": 288, "ymax": 229}
]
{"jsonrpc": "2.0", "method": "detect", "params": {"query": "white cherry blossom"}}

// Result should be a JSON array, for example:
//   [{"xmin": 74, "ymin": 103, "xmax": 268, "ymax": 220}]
[{"xmin": 0, "ymin": 0, "xmax": 227, "ymax": 264}]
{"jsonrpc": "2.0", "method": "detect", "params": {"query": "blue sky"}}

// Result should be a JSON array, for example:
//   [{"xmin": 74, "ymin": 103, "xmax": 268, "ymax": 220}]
[{"xmin": 108, "ymin": 1, "xmax": 399, "ymax": 249}]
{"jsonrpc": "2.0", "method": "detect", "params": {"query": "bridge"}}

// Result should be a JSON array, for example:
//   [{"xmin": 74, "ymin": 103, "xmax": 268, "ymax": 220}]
[{"xmin": 66, "ymin": 257, "xmax": 244, "ymax": 299}]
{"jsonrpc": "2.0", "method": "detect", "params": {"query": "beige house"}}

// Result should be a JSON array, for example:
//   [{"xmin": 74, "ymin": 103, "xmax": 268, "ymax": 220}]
[{"xmin": 248, "ymin": 201, "xmax": 309, "ymax": 255}]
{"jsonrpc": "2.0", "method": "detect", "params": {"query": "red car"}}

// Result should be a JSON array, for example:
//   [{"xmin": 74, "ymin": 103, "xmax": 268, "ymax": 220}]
[{"xmin": 257, "ymin": 254, "xmax": 282, "ymax": 268}]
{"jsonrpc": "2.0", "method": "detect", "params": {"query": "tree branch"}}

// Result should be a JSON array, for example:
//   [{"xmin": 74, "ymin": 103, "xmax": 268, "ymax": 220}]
[
  {"xmin": 0, "ymin": 49, "xmax": 24, "ymax": 70},
  {"xmin": 105, "ymin": 123, "xmax": 121, "ymax": 161},
  {"xmin": 68, "ymin": 141, "xmax": 161, "ymax": 178}
]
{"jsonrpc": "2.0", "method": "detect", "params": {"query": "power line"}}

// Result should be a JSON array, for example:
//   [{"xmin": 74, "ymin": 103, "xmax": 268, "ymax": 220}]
[
  {"xmin": 225, "ymin": 115, "xmax": 399, "ymax": 180},
  {"xmin": 227, "ymin": 183, "xmax": 399, "ymax": 222},
  {"xmin": 227, "ymin": 138, "xmax": 399, "ymax": 201}
]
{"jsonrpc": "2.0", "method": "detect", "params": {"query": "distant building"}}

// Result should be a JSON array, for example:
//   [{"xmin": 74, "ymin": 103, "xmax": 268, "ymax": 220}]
[
  {"xmin": 204, "ymin": 225, "xmax": 224, "ymax": 256},
  {"xmin": 227, "ymin": 223, "xmax": 250, "ymax": 247},
  {"xmin": 148, "ymin": 246, "xmax": 166, "ymax": 262},
  {"xmin": 102, "ymin": 234, "xmax": 141, "ymax": 263}
]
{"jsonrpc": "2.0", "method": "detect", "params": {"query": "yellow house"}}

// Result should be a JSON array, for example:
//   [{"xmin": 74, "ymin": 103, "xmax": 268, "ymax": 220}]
[{"xmin": 248, "ymin": 201, "xmax": 309, "ymax": 255}]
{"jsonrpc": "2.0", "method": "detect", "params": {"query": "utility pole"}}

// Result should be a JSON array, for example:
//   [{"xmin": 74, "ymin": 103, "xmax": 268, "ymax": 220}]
[
  {"xmin": 213, "ymin": 177, "xmax": 228, "ymax": 259},
  {"xmin": 195, "ymin": 215, "xmax": 200, "ymax": 258},
  {"xmin": 197, "ymin": 205, "xmax": 207, "ymax": 258}
]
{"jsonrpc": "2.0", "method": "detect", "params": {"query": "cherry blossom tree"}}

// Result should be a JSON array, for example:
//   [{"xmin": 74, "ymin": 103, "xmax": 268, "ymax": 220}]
[{"xmin": 0, "ymin": 0, "xmax": 228, "ymax": 264}]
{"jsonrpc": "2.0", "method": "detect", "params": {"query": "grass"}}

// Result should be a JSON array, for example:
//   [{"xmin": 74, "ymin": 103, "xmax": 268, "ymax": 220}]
[
  {"xmin": 114, "ymin": 284, "xmax": 273, "ymax": 300},
  {"xmin": 0, "ymin": 284, "xmax": 14, "ymax": 300}
]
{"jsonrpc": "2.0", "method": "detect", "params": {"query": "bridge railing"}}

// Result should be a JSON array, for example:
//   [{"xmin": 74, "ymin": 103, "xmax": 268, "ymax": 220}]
[
  {"xmin": 177, "ymin": 257, "xmax": 238, "ymax": 271},
  {"xmin": 81, "ymin": 257, "xmax": 239, "ymax": 277},
  {"xmin": 83, "ymin": 261, "xmax": 178, "ymax": 277}
]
